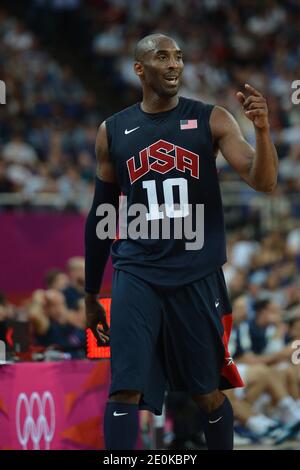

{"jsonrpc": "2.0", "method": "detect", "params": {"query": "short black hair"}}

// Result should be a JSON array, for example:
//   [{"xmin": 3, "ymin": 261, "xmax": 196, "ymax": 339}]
[{"xmin": 134, "ymin": 33, "xmax": 177, "ymax": 62}]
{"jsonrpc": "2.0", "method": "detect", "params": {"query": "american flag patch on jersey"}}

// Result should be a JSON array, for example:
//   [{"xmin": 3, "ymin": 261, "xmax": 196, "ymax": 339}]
[{"xmin": 180, "ymin": 119, "xmax": 198, "ymax": 130}]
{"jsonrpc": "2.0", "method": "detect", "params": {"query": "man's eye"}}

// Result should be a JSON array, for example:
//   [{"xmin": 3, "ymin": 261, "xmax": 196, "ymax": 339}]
[{"xmin": 159, "ymin": 56, "xmax": 167, "ymax": 60}]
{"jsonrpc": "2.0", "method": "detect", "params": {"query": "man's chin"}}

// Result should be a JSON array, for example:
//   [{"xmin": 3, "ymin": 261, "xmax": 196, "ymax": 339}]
[{"xmin": 160, "ymin": 86, "xmax": 179, "ymax": 98}]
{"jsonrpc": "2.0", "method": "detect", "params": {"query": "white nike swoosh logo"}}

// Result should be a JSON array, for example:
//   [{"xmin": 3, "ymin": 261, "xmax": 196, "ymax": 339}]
[
  {"xmin": 215, "ymin": 301, "xmax": 220, "ymax": 308},
  {"xmin": 113, "ymin": 411, "xmax": 128, "ymax": 417},
  {"xmin": 125, "ymin": 126, "xmax": 140, "ymax": 134},
  {"xmin": 209, "ymin": 416, "xmax": 223, "ymax": 424}
]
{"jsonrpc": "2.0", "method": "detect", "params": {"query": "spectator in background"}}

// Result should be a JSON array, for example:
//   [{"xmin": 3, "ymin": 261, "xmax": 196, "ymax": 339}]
[
  {"xmin": 29, "ymin": 289, "xmax": 85, "ymax": 358},
  {"xmin": 44, "ymin": 268, "xmax": 69, "ymax": 290},
  {"xmin": 68, "ymin": 298, "xmax": 86, "ymax": 330},
  {"xmin": 2, "ymin": 132, "xmax": 38, "ymax": 166},
  {"xmin": 248, "ymin": 300, "xmax": 299, "ymax": 390},
  {"xmin": 3, "ymin": 19, "xmax": 34, "ymax": 51},
  {"xmin": 229, "ymin": 296, "xmax": 290, "ymax": 410},
  {"xmin": 62, "ymin": 257, "xmax": 85, "ymax": 309},
  {"xmin": 57, "ymin": 165, "xmax": 89, "ymax": 210},
  {"xmin": 229, "ymin": 295, "xmax": 300, "ymax": 441},
  {"xmin": 249, "ymin": 299, "xmax": 286, "ymax": 356},
  {"xmin": 92, "ymin": 23, "xmax": 123, "ymax": 74},
  {"xmin": 230, "ymin": 230, "xmax": 259, "ymax": 271}
]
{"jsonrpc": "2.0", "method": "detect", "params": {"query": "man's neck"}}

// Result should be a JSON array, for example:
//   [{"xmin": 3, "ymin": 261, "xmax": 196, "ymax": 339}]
[{"xmin": 140, "ymin": 93, "xmax": 179, "ymax": 114}]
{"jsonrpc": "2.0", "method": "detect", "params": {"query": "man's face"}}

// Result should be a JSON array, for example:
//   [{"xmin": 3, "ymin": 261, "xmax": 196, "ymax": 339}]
[
  {"xmin": 135, "ymin": 38, "xmax": 184, "ymax": 98},
  {"xmin": 70, "ymin": 265, "xmax": 85, "ymax": 287},
  {"xmin": 45, "ymin": 290, "xmax": 68, "ymax": 324}
]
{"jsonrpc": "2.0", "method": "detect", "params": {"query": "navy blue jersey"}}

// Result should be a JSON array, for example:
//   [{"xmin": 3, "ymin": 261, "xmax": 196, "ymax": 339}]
[{"xmin": 105, "ymin": 96, "xmax": 226, "ymax": 287}]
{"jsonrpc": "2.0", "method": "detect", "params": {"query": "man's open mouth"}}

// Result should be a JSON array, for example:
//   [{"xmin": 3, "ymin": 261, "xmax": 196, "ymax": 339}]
[{"xmin": 164, "ymin": 76, "xmax": 179, "ymax": 85}]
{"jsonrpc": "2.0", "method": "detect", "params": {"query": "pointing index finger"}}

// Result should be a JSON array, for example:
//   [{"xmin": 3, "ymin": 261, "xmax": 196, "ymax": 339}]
[
  {"xmin": 236, "ymin": 91, "xmax": 246, "ymax": 104},
  {"xmin": 245, "ymin": 83, "xmax": 262, "ymax": 97}
]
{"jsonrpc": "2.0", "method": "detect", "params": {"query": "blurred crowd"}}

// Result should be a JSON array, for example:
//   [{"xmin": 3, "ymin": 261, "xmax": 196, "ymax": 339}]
[
  {"xmin": 0, "ymin": 8, "xmax": 99, "ymax": 210},
  {"xmin": 224, "ymin": 225, "xmax": 300, "ymax": 445},
  {"xmin": 0, "ymin": 257, "xmax": 86, "ymax": 359},
  {"xmin": 0, "ymin": 1, "xmax": 299, "ymax": 214}
]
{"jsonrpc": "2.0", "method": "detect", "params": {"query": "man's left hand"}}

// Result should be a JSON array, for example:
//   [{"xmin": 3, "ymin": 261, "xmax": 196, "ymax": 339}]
[{"xmin": 236, "ymin": 83, "xmax": 269, "ymax": 130}]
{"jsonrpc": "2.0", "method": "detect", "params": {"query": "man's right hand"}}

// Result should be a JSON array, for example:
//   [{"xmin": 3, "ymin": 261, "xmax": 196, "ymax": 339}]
[{"xmin": 85, "ymin": 293, "xmax": 110, "ymax": 346}]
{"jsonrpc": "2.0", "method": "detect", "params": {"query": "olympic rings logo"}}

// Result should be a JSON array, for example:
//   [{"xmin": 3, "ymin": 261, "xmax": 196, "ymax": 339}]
[{"xmin": 16, "ymin": 391, "xmax": 55, "ymax": 450}]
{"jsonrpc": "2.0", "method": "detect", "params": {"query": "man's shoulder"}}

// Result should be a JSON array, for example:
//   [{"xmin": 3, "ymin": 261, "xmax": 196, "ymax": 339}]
[
  {"xmin": 105, "ymin": 102, "xmax": 139, "ymax": 124},
  {"xmin": 179, "ymin": 95, "xmax": 215, "ymax": 114}
]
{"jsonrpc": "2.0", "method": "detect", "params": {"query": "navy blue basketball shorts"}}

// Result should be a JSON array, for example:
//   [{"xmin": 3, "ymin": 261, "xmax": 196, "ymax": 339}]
[{"xmin": 109, "ymin": 268, "xmax": 244, "ymax": 415}]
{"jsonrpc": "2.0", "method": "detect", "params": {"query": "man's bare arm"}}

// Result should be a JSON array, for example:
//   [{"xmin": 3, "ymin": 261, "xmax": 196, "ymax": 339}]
[
  {"xmin": 210, "ymin": 84, "xmax": 278, "ymax": 193},
  {"xmin": 95, "ymin": 121, "xmax": 118, "ymax": 182}
]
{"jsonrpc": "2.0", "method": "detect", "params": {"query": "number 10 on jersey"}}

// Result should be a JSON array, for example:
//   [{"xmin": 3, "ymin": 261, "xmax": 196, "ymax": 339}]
[{"xmin": 143, "ymin": 177, "xmax": 189, "ymax": 220}]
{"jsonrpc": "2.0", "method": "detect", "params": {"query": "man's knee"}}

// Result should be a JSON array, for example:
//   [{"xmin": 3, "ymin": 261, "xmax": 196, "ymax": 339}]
[
  {"xmin": 109, "ymin": 390, "xmax": 141, "ymax": 404},
  {"xmin": 192, "ymin": 389, "xmax": 225, "ymax": 414}
]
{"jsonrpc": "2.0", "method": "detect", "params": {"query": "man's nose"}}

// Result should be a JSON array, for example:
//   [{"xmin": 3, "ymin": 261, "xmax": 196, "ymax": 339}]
[{"xmin": 168, "ymin": 57, "xmax": 179, "ymax": 68}]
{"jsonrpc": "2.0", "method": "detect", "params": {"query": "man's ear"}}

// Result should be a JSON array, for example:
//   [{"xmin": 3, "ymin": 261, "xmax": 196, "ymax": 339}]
[{"xmin": 134, "ymin": 61, "xmax": 143, "ymax": 77}]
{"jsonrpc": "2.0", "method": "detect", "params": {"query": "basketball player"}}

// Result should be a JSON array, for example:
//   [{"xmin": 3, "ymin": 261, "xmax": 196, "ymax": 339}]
[{"xmin": 84, "ymin": 34, "xmax": 278, "ymax": 450}]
